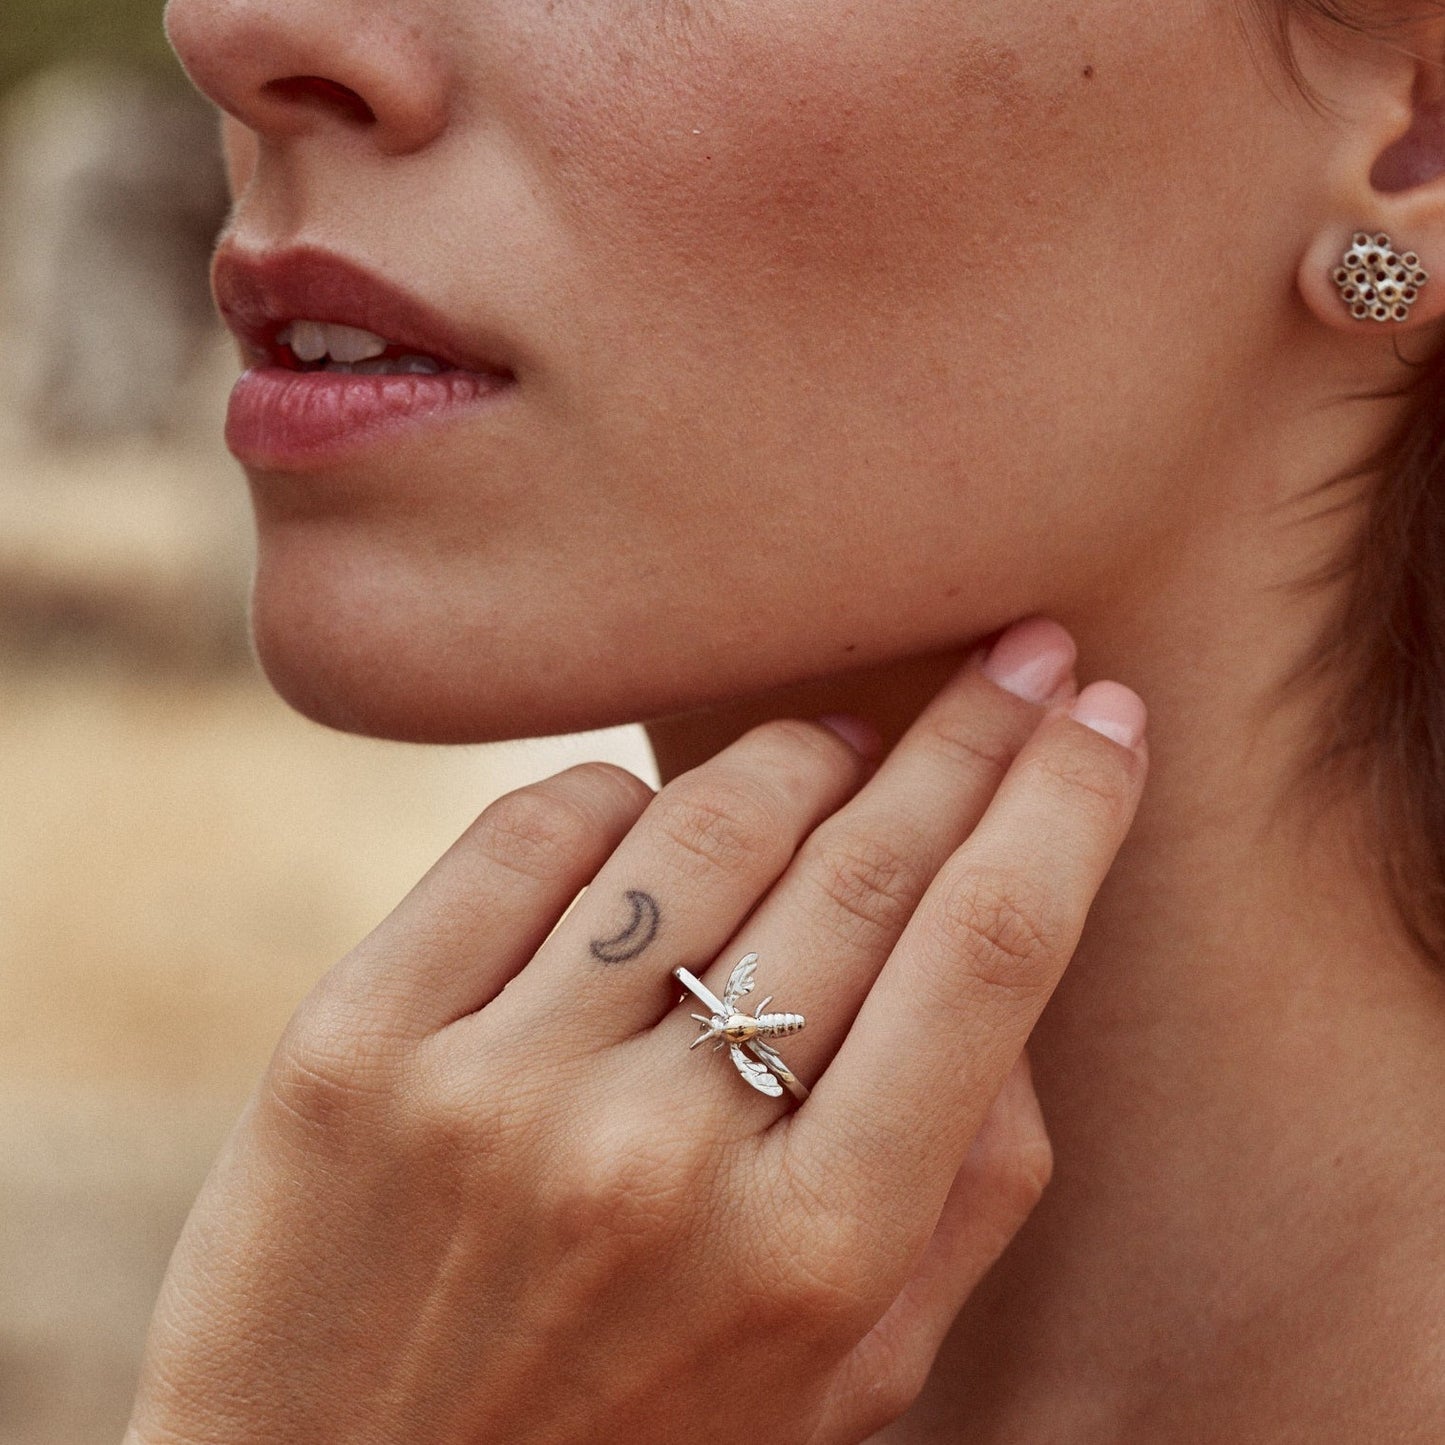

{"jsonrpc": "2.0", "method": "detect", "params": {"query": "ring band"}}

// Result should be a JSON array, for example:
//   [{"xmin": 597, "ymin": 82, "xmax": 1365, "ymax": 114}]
[{"xmin": 674, "ymin": 954, "xmax": 810, "ymax": 1102}]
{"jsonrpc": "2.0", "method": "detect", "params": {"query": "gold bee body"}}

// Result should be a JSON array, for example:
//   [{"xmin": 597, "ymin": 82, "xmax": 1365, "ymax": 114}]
[{"xmin": 689, "ymin": 954, "xmax": 806, "ymax": 1098}]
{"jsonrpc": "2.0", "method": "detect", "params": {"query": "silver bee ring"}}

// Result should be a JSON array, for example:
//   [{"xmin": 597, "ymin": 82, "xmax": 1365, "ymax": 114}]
[{"xmin": 674, "ymin": 953, "xmax": 809, "ymax": 1102}]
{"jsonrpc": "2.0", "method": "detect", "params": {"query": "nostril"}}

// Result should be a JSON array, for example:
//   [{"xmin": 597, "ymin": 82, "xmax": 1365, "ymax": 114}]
[{"xmin": 262, "ymin": 76, "xmax": 376, "ymax": 126}]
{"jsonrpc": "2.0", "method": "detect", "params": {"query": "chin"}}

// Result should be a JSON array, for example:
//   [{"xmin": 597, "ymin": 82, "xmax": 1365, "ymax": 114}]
[
  {"xmin": 250, "ymin": 596, "xmax": 634, "ymax": 745},
  {"xmin": 252, "ymin": 621, "xmax": 662, "ymax": 744},
  {"xmin": 246, "ymin": 541, "xmax": 706, "ymax": 745},
  {"xmin": 248, "ymin": 547, "xmax": 536, "ymax": 743},
  {"xmin": 244, "ymin": 521, "xmax": 964, "ymax": 745}
]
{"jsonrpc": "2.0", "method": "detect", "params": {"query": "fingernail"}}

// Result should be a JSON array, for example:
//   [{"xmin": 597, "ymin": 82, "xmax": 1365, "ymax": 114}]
[
  {"xmin": 1068, "ymin": 680, "xmax": 1147, "ymax": 750},
  {"xmin": 816, "ymin": 714, "xmax": 884, "ymax": 758},
  {"xmin": 981, "ymin": 618, "xmax": 1077, "ymax": 704}
]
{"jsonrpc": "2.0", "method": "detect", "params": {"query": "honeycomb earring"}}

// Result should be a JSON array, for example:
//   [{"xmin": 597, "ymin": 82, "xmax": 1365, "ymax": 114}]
[{"xmin": 1333, "ymin": 232, "xmax": 1429, "ymax": 322}]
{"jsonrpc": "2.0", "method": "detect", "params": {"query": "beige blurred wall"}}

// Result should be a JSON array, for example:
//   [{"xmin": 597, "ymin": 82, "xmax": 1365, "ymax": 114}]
[{"xmin": 0, "ymin": 38, "xmax": 657, "ymax": 1445}]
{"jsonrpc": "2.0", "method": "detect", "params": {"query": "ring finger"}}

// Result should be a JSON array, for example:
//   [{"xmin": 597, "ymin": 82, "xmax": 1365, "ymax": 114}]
[{"xmin": 646, "ymin": 616, "xmax": 1078, "ymax": 1119}]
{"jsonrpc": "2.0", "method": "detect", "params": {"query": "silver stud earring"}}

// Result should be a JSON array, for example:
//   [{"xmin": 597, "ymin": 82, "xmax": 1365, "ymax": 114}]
[{"xmin": 1333, "ymin": 232, "xmax": 1428, "ymax": 322}]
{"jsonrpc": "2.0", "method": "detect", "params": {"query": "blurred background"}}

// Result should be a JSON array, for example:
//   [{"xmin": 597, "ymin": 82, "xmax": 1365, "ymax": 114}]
[{"xmin": 0, "ymin": 6, "xmax": 656, "ymax": 1441}]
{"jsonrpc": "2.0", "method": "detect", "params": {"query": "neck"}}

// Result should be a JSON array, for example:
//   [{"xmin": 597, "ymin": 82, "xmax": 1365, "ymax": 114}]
[{"xmin": 643, "ymin": 464, "xmax": 1445, "ymax": 1435}]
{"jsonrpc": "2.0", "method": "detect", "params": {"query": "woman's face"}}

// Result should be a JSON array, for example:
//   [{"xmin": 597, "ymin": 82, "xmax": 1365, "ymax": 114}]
[{"xmin": 166, "ymin": 0, "xmax": 1318, "ymax": 741}]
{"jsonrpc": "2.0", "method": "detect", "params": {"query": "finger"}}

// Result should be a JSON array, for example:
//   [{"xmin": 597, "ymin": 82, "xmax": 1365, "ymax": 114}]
[
  {"xmin": 812, "ymin": 1052, "xmax": 1050, "ymax": 1442},
  {"xmin": 495, "ymin": 718, "xmax": 870, "ymax": 1043},
  {"xmin": 798, "ymin": 681, "xmax": 1147, "ymax": 1219},
  {"xmin": 319, "ymin": 761, "xmax": 656, "ymax": 1037},
  {"xmin": 647, "ymin": 617, "xmax": 1077, "ymax": 1120}
]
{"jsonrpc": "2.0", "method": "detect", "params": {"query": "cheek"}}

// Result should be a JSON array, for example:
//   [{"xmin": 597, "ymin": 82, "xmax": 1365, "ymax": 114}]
[
  {"xmin": 510, "ymin": 7, "xmax": 1130, "ymax": 579},
  {"xmin": 536, "ymin": 4, "xmax": 1081, "ymax": 294},
  {"xmin": 514, "ymin": 0, "xmax": 1286, "ymax": 576}
]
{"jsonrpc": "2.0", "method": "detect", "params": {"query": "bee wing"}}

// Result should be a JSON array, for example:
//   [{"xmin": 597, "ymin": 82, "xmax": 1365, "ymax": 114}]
[
  {"xmin": 749, "ymin": 1038, "xmax": 803, "ymax": 1097},
  {"xmin": 721, "ymin": 952, "xmax": 760, "ymax": 1012},
  {"xmin": 749, "ymin": 1038, "xmax": 789, "ymax": 1075},
  {"xmin": 729, "ymin": 1044, "xmax": 783, "ymax": 1098}
]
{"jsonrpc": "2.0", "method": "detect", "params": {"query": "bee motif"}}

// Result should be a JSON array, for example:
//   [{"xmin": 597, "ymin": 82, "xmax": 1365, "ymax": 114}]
[{"xmin": 688, "ymin": 953, "xmax": 806, "ymax": 1098}]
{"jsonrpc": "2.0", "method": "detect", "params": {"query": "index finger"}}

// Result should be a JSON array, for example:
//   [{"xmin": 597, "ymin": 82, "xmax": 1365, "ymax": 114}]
[{"xmin": 788, "ymin": 681, "xmax": 1147, "ymax": 1220}]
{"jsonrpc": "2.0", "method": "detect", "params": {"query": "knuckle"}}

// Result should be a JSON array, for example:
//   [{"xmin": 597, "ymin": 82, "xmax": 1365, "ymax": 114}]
[
  {"xmin": 873, "ymin": 1352, "xmax": 935, "ymax": 1426},
  {"xmin": 980, "ymin": 1134, "xmax": 1055, "ymax": 1218},
  {"xmin": 263, "ymin": 995, "xmax": 400, "ymax": 1138},
  {"xmin": 404, "ymin": 1039, "xmax": 524, "ymax": 1161},
  {"xmin": 932, "ymin": 867, "xmax": 1067, "ymax": 1001},
  {"xmin": 924, "ymin": 708, "xmax": 1019, "ymax": 784},
  {"xmin": 467, "ymin": 782, "xmax": 597, "ymax": 883},
  {"xmin": 743, "ymin": 715, "xmax": 848, "ymax": 764},
  {"xmin": 558, "ymin": 760, "xmax": 657, "ymax": 815},
  {"xmin": 760, "ymin": 1159, "xmax": 881, "ymax": 1334},
  {"xmin": 1011, "ymin": 1132, "xmax": 1056, "ymax": 1206},
  {"xmin": 797, "ymin": 827, "xmax": 924, "ymax": 944},
  {"xmin": 549, "ymin": 1118, "xmax": 702, "ymax": 1251},
  {"xmin": 650, "ymin": 773, "xmax": 787, "ymax": 875},
  {"xmin": 395, "ymin": 1031, "xmax": 570, "ymax": 1189},
  {"xmin": 961, "ymin": 1129, "xmax": 1055, "ymax": 1268},
  {"xmin": 771, "ymin": 1219, "xmax": 878, "ymax": 1333},
  {"xmin": 1023, "ymin": 739, "xmax": 1134, "ymax": 828}
]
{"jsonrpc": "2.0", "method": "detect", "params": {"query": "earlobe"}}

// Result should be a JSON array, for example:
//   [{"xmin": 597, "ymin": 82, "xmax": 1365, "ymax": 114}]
[
  {"xmin": 1334, "ymin": 231, "xmax": 1427, "ymax": 323},
  {"xmin": 1298, "ymin": 225, "xmax": 1438, "ymax": 332}
]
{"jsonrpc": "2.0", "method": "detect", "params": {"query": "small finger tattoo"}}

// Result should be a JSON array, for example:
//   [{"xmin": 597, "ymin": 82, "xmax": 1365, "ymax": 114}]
[{"xmin": 590, "ymin": 889, "xmax": 661, "ymax": 964}]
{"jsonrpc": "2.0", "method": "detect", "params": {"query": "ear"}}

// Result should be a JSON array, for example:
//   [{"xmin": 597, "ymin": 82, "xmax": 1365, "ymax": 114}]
[{"xmin": 1297, "ymin": 11, "xmax": 1445, "ymax": 335}]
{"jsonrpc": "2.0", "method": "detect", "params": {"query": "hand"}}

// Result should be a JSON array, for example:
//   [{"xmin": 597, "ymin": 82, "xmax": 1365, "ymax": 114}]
[{"xmin": 127, "ymin": 617, "xmax": 1147, "ymax": 1445}]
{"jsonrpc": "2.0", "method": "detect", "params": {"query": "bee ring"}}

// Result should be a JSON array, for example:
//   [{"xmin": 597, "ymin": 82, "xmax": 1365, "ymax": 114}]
[{"xmin": 673, "ymin": 954, "xmax": 810, "ymax": 1103}]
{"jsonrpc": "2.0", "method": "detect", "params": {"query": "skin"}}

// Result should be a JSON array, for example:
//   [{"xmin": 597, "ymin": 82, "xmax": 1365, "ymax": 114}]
[
  {"xmin": 127, "ymin": 648, "xmax": 1147, "ymax": 1445},
  {"xmin": 172, "ymin": 0, "xmax": 1327, "ymax": 743},
  {"xmin": 142, "ymin": 0, "xmax": 1445, "ymax": 1437}
]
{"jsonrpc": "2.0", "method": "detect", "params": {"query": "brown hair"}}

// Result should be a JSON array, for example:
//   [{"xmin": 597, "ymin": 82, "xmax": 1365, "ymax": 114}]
[{"xmin": 1253, "ymin": 0, "xmax": 1445, "ymax": 963}]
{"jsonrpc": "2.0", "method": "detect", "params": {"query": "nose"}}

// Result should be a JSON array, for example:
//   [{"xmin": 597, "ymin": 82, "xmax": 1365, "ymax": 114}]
[{"xmin": 164, "ymin": 0, "xmax": 450, "ymax": 156}]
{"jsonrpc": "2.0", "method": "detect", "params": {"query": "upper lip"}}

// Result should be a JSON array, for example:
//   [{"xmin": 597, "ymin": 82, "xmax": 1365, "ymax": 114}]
[{"xmin": 212, "ymin": 244, "xmax": 515, "ymax": 375}]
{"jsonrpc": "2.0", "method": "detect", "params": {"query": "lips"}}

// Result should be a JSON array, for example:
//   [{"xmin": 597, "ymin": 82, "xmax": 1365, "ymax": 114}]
[{"xmin": 213, "ymin": 245, "xmax": 517, "ymax": 469}]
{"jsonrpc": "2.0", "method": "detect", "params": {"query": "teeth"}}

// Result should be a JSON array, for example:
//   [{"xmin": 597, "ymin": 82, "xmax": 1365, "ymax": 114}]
[
  {"xmin": 341, "ymin": 355, "xmax": 443, "ymax": 375},
  {"xmin": 279, "ymin": 320, "xmax": 327, "ymax": 363},
  {"xmin": 325, "ymin": 323, "xmax": 389, "ymax": 364},
  {"xmin": 276, "ymin": 319, "xmax": 391, "ymax": 365},
  {"xmin": 318, "ymin": 354, "xmax": 446, "ymax": 376}
]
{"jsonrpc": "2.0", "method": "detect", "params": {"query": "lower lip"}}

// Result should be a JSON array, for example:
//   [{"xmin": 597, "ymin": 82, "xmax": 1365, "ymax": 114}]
[{"xmin": 225, "ymin": 366, "xmax": 514, "ymax": 469}]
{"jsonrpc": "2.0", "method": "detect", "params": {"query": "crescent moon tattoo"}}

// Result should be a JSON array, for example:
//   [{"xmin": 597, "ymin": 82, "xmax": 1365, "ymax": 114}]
[{"xmin": 589, "ymin": 889, "xmax": 662, "ymax": 964}]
